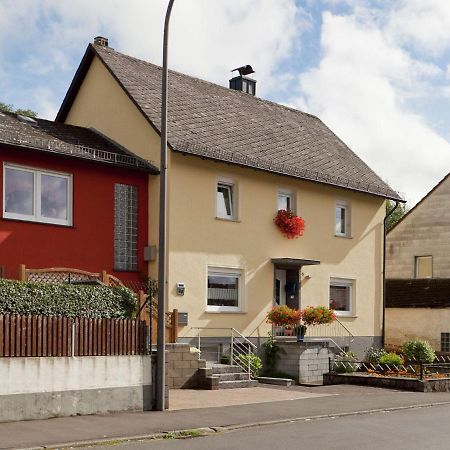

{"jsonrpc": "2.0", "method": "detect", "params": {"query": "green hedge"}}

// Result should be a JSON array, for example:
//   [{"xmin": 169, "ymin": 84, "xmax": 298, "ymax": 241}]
[{"xmin": 0, "ymin": 279, "xmax": 136, "ymax": 318}]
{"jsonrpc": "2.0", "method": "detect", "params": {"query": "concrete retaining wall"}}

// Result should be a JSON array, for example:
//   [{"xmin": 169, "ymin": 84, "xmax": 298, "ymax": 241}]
[
  {"xmin": 0, "ymin": 355, "xmax": 152, "ymax": 422},
  {"xmin": 275, "ymin": 341, "xmax": 333, "ymax": 384},
  {"xmin": 324, "ymin": 373, "xmax": 450, "ymax": 392}
]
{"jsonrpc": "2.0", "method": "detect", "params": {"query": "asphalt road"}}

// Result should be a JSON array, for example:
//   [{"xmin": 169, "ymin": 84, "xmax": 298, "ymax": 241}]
[{"xmin": 92, "ymin": 403, "xmax": 450, "ymax": 450}]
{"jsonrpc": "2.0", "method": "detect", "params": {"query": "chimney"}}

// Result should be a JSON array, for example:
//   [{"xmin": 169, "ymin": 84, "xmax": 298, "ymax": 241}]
[
  {"xmin": 94, "ymin": 36, "xmax": 108, "ymax": 47},
  {"xmin": 229, "ymin": 65, "xmax": 256, "ymax": 95}
]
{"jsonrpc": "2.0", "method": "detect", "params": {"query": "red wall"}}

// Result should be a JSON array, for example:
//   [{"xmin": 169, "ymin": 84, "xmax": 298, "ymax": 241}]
[{"xmin": 0, "ymin": 146, "xmax": 149, "ymax": 283}]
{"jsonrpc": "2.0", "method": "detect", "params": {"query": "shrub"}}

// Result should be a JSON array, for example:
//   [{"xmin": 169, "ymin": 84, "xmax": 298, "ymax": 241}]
[
  {"xmin": 302, "ymin": 306, "xmax": 336, "ymax": 326},
  {"xmin": 237, "ymin": 353, "xmax": 263, "ymax": 377},
  {"xmin": 334, "ymin": 351, "xmax": 358, "ymax": 373},
  {"xmin": 365, "ymin": 347, "xmax": 387, "ymax": 364},
  {"xmin": 402, "ymin": 338, "xmax": 436, "ymax": 363},
  {"xmin": 0, "ymin": 279, "xmax": 136, "ymax": 318},
  {"xmin": 266, "ymin": 305, "xmax": 301, "ymax": 327},
  {"xmin": 262, "ymin": 332, "xmax": 283, "ymax": 372},
  {"xmin": 379, "ymin": 352, "xmax": 404, "ymax": 367}
]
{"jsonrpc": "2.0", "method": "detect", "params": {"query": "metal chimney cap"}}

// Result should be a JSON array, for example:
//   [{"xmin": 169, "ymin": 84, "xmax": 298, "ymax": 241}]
[{"xmin": 232, "ymin": 65, "xmax": 255, "ymax": 76}]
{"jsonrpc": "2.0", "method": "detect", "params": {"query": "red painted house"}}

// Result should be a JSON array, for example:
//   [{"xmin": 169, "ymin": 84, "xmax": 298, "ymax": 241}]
[{"xmin": 0, "ymin": 111, "xmax": 157, "ymax": 283}]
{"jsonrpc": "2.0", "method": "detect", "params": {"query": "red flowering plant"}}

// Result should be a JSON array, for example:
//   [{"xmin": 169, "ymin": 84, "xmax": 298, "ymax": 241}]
[
  {"xmin": 274, "ymin": 210, "xmax": 305, "ymax": 239},
  {"xmin": 266, "ymin": 305, "xmax": 302, "ymax": 328},
  {"xmin": 301, "ymin": 306, "xmax": 336, "ymax": 326}
]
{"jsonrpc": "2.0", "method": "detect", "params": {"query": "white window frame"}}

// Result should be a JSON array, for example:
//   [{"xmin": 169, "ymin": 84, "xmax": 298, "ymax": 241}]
[
  {"xmin": 206, "ymin": 266, "xmax": 243, "ymax": 313},
  {"xmin": 216, "ymin": 177, "xmax": 237, "ymax": 220},
  {"xmin": 335, "ymin": 201, "xmax": 350, "ymax": 237},
  {"xmin": 329, "ymin": 277, "xmax": 354, "ymax": 317},
  {"xmin": 3, "ymin": 163, "xmax": 72, "ymax": 226},
  {"xmin": 277, "ymin": 189, "xmax": 295, "ymax": 213}
]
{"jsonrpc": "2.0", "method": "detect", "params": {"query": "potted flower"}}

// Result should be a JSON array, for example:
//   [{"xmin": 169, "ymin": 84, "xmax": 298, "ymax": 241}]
[
  {"xmin": 297, "ymin": 306, "xmax": 336, "ymax": 342},
  {"xmin": 274, "ymin": 209, "xmax": 305, "ymax": 239},
  {"xmin": 266, "ymin": 305, "xmax": 302, "ymax": 331}
]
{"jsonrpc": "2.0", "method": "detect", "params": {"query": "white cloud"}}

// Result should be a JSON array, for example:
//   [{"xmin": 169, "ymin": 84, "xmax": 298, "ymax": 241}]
[
  {"xmin": 387, "ymin": 0, "xmax": 450, "ymax": 56},
  {"xmin": 0, "ymin": 0, "xmax": 308, "ymax": 117},
  {"xmin": 293, "ymin": 7, "xmax": 450, "ymax": 205}
]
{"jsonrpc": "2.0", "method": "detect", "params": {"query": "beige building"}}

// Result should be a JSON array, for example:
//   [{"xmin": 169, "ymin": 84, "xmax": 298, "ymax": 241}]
[
  {"xmin": 386, "ymin": 174, "xmax": 450, "ymax": 351},
  {"xmin": 56, "ymin": 37, "xmax": 401, "ymax": 354},
  {"xmin": 386, "ymin": 173, "xmax": 450, "ymax": 279}
]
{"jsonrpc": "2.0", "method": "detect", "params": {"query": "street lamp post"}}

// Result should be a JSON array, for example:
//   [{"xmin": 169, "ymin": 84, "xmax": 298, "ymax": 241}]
[{"xmin": 156, "ymin": 0, "xmax": 176, "ymax": 412}]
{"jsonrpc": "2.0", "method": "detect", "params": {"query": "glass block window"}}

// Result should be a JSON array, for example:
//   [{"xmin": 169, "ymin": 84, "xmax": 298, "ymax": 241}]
[
  {"xmin": 441, "ymin": 333, "xmax": 450, "ymax": 352},
  {"xmin": 114, "ymin": 184, "xmax": 138, "ymax": 271}
]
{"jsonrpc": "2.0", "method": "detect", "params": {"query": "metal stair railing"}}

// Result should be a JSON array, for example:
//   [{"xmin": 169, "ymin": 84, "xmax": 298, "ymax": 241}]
[
  {"xmin": 190, "ymin": 327, "xmax": 257, "ymax": 380},
  {"xmin": 305, "ymin": 318, "xmax": 354, "ymax": 352}
]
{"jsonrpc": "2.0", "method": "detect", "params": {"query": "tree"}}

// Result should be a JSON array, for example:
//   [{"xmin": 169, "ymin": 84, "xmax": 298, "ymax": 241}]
[
  {"xmin": 385, "ymin": 199, "xmax": 408, "ymax": 231},
  {"xmin": 0, "ymin": 102, "xmax": 37, "ymax": 118}
]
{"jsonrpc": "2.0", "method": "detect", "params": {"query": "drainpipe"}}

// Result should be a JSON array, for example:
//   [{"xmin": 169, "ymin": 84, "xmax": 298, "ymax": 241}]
[{"xmin": 382, "ymin": 200, "xmax": 399, "ymax": 347}]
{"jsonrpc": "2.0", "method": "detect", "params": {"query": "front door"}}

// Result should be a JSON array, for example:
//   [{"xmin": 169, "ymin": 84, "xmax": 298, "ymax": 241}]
[{"xmin": 274, "ymin": 267, "xmax": 300, "ymax": 310}]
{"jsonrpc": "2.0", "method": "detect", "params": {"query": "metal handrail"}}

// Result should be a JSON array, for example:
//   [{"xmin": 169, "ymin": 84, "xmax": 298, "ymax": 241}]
[
  {"xmin": 189, "ymin": 327, "xmax": 257, "ymax": 379},
  {"xmin": 335, "ymin": 318, "xmax": 355, "ymax": 340}
]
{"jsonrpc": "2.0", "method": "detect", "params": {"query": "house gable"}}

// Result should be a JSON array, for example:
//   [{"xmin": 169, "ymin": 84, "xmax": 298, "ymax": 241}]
[
  {"xmin": 63, "ymin": 53, "xmax": 162, "ymax": 167},
  {"xmin": 386, "ymin": 173, "xmax": 450, "ymax": 279}
]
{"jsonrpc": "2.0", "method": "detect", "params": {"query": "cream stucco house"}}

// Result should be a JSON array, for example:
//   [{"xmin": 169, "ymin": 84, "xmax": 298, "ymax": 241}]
[{"xmin": 55, "ymin": 37, "xmax": 401, "ymax": 355}]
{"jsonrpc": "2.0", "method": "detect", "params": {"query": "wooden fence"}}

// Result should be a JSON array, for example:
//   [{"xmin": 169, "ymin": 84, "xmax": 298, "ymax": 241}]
[
  {"xmin": 0, "ymin": 315, "xmax": 148, "ymax": 357},
  {"xmin": 137, "ymin": 291, "xmax": 179, "ymax": 345}
]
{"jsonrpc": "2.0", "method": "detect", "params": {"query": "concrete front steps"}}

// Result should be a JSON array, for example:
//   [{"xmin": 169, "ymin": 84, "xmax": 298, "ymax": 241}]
[{"xmin": 200, "ymin": 363, "xmax": 258, "ymax": 390}]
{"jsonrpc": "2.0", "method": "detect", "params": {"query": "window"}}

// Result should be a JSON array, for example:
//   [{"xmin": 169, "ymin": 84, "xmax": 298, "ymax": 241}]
[
  {"xmin": 277, "ymin": 190, "xmax": 294, "ymax": 212},
  {"xmin": 207, "ymin": 267, "xmax": 242, "ymax": 312},
  {"xmin": 335, "ymin": 202, "xmax": 350, "ymax": 237},
  {"xmin": 114, "ymin": 184, "xmax": 138, "ymax": 271},
  {"xmin": 441, "ymin": 333, "xmax": 450, "ymax": 352},
  {"xmin": 217, "ymin": 180, "xmax": 235, "ymax": 220},
  {"xmin": 3, "ymin": 163, "xmax": 72, "ymax": 226},
  {"xmin": 329, "ymin": 278, "xmax": 354, "ymax": 315},
  {"xmin": 415, "ymin": 256, "xmax": 433, "ymax": 279}
]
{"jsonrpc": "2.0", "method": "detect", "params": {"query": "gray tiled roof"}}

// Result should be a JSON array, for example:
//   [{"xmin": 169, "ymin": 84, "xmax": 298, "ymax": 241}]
[
  {"xmin": 75, "ymin": 44, "xmax": 401, "ymax": 199},
  {"xmin": 0, "ymin": 111, "xmax": 156, "ymax": 172}
]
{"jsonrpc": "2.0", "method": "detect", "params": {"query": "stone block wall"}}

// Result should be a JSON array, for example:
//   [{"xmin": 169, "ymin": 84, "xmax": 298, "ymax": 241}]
[
  {"xmin": 166, "ymin": 343, "xmax": 206, "ymax": 389},
  {"xmin": 275, "ymin": 341, "xmax": 333, "ymax": 384}
]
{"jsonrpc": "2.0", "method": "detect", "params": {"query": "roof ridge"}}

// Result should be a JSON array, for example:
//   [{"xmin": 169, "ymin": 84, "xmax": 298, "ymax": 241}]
[{"xmin": 93, "ymin": 44, "xmax": 321, "ymax": 121}]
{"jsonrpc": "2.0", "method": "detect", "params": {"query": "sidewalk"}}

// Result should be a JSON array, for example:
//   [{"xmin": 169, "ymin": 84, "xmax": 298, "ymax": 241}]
[{"xmin": 2, "ymin": 385, "xmax": 450, "ymax": 449}]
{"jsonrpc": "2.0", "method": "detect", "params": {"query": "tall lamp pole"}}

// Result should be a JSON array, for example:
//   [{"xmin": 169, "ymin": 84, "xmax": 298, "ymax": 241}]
[{"xmin": 156, "ymin": 0, "xmax": 176, "ymax": 412}]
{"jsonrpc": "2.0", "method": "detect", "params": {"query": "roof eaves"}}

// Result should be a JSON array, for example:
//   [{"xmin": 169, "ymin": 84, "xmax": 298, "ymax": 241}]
[
  {"xmin": 56, "ymin": 45, "xmax": 95, "ymax": 122},
  {"xmin": 174, "ymin": 140, "xmax": 403, "ymax": 201}
]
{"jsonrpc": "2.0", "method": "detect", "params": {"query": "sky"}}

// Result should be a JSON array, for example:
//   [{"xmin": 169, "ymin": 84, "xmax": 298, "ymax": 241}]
[{"xmin": 1, "ymin": 0, "xmax": 450, "ymax": 206}]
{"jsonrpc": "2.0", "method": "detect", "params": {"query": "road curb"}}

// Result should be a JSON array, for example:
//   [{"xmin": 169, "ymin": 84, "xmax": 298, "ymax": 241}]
[{"xmin": 15, "ymin": 401, "xmax": 450, "ymax": 450}]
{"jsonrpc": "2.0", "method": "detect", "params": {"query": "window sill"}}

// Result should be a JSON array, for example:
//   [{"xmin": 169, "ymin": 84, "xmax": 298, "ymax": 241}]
[
  {"xmin": 215, "ymin": 217, "xmax": 241, "ymax": 223},
  {"xmin": 205, "ymin": 310, "xmax": 246, "ymax": 314},
  {"xmin": 334, "ymin": 234, "xmax": 352, "ymax": 239},
  {"xmin": 1, "ymin": 216, "xmax": 74, "ymax": 228},
  {"xmin": 335, "ymin": 314, "xmax": 358, "ymax": 319}
]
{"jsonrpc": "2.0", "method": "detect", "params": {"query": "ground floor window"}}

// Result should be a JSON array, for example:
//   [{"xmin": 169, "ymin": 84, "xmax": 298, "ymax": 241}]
[
  {"xmin": 207, "ymin": 267, "xmax": 242, "ymax": 312},
  {"xmin": 3, "ymin": 163, "xmax": 72, "ymax": 226},
  {"xmin": 415, "ymin": 255, "xmax": 433, "ymax": 279},
  {"xmin": 441, "ymin": 333, "xmax": 450, "ymax": 352},
  {"xmin": 329, "ymin": 278, "xmax": 354, "ymax": 315}
]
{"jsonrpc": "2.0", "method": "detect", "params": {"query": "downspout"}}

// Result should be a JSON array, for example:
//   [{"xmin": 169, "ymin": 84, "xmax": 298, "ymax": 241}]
[{"xmin": 382, "ymin": 200, "xmax": 399, "ymax": 347}]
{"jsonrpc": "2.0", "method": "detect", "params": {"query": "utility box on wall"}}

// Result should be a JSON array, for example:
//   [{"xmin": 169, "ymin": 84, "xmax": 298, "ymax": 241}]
[{"xmin": 178, "ymin": 312, "xmax": 188, "ymax": 326}]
